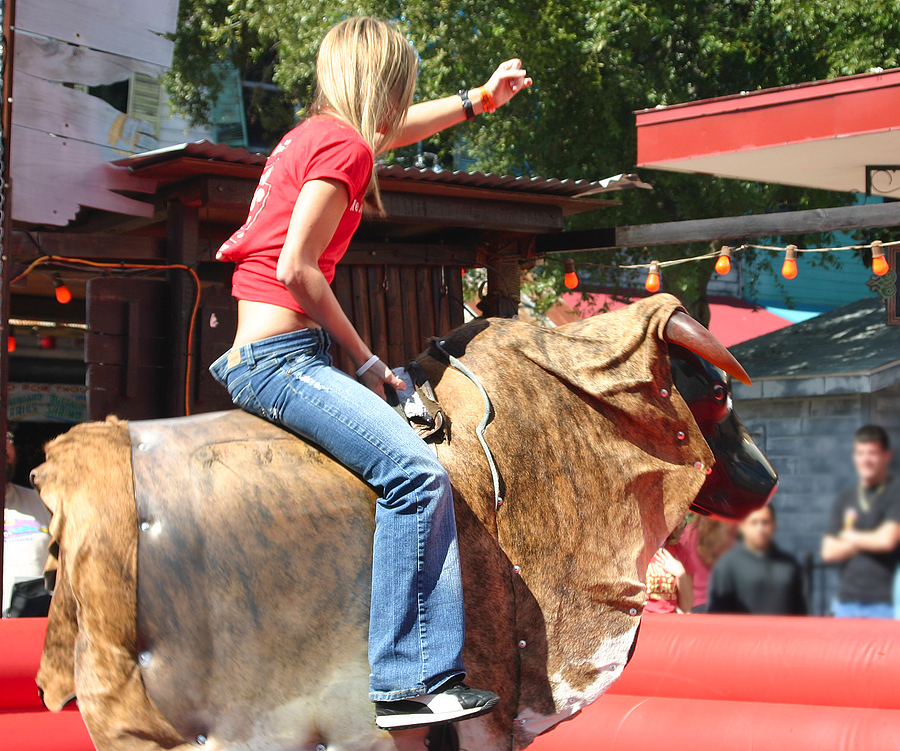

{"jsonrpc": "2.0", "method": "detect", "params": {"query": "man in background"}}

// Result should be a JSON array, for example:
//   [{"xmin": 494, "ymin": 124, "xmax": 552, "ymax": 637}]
[
  {"xmin": 707, "ymin": 505, "xmax": 806, "ymax": 615},
  {"xmin": 3, "ymin": 429, "xmax": 52, "ymax": 616},
  {"xmin": 821, "ymin": 425, "xmax": 900, "ymax": 618}
]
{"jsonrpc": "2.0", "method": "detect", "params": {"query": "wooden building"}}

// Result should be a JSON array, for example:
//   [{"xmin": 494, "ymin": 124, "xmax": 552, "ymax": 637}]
[{"xmin": 9, "ymin": 144, "xmax": 632, "ymax": 422}]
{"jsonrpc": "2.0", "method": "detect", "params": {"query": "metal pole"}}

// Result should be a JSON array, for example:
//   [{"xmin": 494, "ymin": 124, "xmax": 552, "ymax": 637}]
[{"xmin": 0, "ymin": 0, "xmax": 17, "ymax": 609}]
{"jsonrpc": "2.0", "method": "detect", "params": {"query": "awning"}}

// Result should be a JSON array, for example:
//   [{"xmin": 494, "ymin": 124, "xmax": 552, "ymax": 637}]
[{"xmin": 635, "ymin": 68, "xmax": 900, "ymax": 194}]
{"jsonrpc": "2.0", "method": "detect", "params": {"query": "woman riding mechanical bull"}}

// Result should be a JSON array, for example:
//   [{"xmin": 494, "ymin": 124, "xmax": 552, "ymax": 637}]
[{"xmin": 210, "ymin": 16, "xmax": 532, "ymax": 732}]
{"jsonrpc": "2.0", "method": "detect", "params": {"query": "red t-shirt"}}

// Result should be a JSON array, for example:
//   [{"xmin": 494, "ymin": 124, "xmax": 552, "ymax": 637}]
[{"xmin": 217, "ymin": 115, "xmax": 373, "ymax": 314}]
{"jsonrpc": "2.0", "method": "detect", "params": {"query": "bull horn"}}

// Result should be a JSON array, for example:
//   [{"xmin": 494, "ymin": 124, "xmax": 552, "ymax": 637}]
[{"xmin": 664, "ymin": 310, "xmax": 752, "ymax": 385}]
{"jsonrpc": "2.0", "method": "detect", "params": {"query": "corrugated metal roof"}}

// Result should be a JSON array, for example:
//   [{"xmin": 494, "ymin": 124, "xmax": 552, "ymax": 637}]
[{"xmin": 115, "ymin": 141, "xmax": 650, "ymax": 197}]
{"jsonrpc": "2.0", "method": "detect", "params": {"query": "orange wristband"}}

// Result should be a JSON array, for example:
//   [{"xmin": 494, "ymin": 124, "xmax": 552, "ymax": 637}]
[{"xmin": 479, "ymin": 86, "xmax": 497, "ymax": 114}]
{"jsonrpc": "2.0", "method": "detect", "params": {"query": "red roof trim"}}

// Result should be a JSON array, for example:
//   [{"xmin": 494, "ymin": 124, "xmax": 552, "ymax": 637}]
[
  {"xmin": 635, "ymin": 67, "xmax": 900, "ymax": 124},
  {"xmin": 636, "ymin": 69, "xmax": 900, "ymax": 167}
]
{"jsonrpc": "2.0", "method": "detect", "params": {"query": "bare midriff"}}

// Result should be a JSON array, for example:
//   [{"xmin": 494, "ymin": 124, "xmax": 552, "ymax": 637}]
[{"xmin": 231, "ymin": 299, "xmax": 321, "ymax": 349}]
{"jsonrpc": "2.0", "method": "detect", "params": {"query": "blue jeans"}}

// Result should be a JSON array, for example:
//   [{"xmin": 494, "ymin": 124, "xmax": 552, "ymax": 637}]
[
  {"xmin": 832, "ymin": 599, "xmax": 895, "ymax": 619},
  {"xmin": 210, "ymin": 328, "xmax": 466, "ymax": 701}
]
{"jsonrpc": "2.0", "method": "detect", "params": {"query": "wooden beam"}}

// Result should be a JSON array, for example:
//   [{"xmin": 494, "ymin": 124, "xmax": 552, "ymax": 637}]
[
  {"xmin": 540, "ymin": 202, "xmax": 900, "ymax": 253},
  {"xmin": 380, "ymin": 192, "xmax": 564, "ymax": 233},
  {"xmin": 343, "ymin": 243, "xmax": 476, "ymax": 266},
  {"xmin": 198, "ymin": 176, "xmax": 566, "ymax": 232},
  {"xmin": 535, "ymin": 227, "xmax": 617, "ymax": 254},
  {"xmin": 11, "ymin": 230, "xmax": 166, "ymax": 261},
  {"xmin": 615, "ymin": 201, "xmax": 900, "ymax": 248}
]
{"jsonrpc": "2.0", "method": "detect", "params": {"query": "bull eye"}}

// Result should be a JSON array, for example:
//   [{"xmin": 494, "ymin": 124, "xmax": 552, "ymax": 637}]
[{"xmin": 713, "ymin": 384, "xmax": 726, "ymax": 401}]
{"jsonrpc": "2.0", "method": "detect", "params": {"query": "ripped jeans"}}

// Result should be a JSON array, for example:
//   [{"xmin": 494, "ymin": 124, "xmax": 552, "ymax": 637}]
[{"xmin": 209, "ymin": 328, "xmax": 466, "ymax": 701}]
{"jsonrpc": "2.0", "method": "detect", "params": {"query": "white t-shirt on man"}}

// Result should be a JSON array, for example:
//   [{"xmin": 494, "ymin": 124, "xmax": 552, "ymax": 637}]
[{"xmin": 3, "ymin": 482, "xmax": 51, "ymax": 614}]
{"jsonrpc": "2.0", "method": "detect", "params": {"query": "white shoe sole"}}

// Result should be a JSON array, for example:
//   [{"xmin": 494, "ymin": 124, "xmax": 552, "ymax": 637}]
[{"xmin": 375, "ymin": 700, "xmax": 498, "ymax": 731}]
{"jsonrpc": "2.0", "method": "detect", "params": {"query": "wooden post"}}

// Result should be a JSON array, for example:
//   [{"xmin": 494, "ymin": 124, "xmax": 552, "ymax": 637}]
[
  {"xmin": 166, "ymin": 200, "xmax": 199, "ymax": 416},
  {"xmin": 0, "ymin": 0, "xmax": 17, "ymax": 604},
  {"xmin": 478, "ymin": 233, "xmax": 527, "ymax": 318}
]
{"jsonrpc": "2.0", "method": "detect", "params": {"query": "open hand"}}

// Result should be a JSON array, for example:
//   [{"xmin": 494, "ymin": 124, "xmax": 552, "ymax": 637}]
[
  {"xmin": 359, "ymin": 359, "xmax": 407, "ymax": 401},
  {"xmin": 482, "ymin": 59, "xmax": 533, "ymax": 109},
  {"xmin": 656, "ymin": 548, "xmax": 687, "ymax": 578}
]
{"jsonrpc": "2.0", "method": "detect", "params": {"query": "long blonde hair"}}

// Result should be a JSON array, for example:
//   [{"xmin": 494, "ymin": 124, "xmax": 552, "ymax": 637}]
[{"xmin": 311, "ymin": 17, "xmax": 418, "ymax": 214}]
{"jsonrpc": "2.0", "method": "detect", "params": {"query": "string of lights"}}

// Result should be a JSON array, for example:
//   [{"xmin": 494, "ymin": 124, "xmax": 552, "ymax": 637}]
[{"xmin": 552, "ymin": 239, "xmax": 899, "ymax": 292}]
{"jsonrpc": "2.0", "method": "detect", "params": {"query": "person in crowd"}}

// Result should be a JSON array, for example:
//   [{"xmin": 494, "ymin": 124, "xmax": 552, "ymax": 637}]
[
  {"xmin": 3, "ymin": 429, "xmax": 52, "ymax": 617},
  {"xmin": 821, "ymin": 425, "xmax": 900, "ymax": 619},
  {"xmin": 707, "ymin": 505, "xmax": 806, "ymax": 615},
  {"xmin": 669, "ymin": 514, "xmax": 736, "ymax": 612},
  {"xmin": 209, "ymin": 16, "xmax": 532, "ymax": 729},
  {"xmin": 645, "ymin": 518, "xmax": 694, "ymax": 614}
]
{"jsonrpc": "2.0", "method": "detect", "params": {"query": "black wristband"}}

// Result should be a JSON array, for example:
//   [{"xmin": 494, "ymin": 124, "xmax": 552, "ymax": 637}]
[{"xmin": 458, "ymin": 89, "xmax": 475, "ymax": 122}]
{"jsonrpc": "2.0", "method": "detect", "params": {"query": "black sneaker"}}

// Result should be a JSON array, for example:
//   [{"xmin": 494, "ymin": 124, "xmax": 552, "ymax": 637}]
[{"xmin": 374, "ymin": 681, "xmax": 500, "ymax": 730}]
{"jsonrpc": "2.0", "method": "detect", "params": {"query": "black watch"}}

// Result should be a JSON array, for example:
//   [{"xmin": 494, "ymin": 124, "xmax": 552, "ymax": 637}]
[{"xmin": 458, "ymin": 89, "xmax": 475, "ymax": 122}]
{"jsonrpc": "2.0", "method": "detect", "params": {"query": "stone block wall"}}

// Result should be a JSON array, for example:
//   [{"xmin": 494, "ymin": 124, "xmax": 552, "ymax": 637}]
[{"xmin": 734, "ymin": 383, "xmax": 900, "ymax": 613}]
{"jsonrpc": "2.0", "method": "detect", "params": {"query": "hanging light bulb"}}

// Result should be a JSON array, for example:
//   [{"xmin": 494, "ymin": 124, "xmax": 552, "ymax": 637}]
[
  {"xmin": 52, "ymin": 273, "xmax": 72, "ymax": 304},
  {"xmin": 871, "ymin": 240, "xmax": 890, "ymax": 276},
  {"xmin": 781, "ymin": 245, "xmax": 798, "ymax": 280},
  {"xmin": 645, "ymin": 260, "xmax": 661, "ymax": 293},
  {"xmin": 564, "ymin": 259, "xmax": 579, "ymax": 290},
  {"xmin": 715, "ymin": 246, "xmax": 732, "ymax": 275}
]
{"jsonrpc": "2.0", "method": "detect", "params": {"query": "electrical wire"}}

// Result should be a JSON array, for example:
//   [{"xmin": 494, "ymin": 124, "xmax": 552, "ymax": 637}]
[{"xmin": 546, "ymin": 239, "xmax": 900, "ymax": 271}]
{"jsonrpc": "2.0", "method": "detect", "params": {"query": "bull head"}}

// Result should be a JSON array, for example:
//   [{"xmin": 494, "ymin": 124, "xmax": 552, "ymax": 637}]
[{"xmin": 664, "ymin": 312, "xmax": 778, "ymax": 521}]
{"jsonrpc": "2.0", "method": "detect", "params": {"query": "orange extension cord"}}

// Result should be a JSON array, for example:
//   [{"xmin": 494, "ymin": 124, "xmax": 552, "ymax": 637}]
[{"xmin": 11, "ymin": 255, "xmax": 201, "ymax": 415}]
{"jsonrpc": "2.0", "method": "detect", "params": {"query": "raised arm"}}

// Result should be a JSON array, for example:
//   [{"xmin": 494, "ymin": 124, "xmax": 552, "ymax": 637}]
[{"xmin": 384, "ymin": 59, "xmax": 533, "ymax": 151}]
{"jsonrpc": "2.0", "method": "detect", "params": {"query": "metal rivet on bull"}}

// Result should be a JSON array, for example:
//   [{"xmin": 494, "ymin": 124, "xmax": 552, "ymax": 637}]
[
  {"xmin": 518, "ymin": 719, "xmax": 527, "ymax": 726},
  {"xmin": 660, "ymin": 388, "xmax": 670, "ymax": 398},
  {"xmin": 138, "ymin": 443, "xmax": 147, "ymax": 451},
  {"xmin": 497, "ymin": 498, "xmax": 504, "ymax": 508},
  {"xmin": 629, "ymin": 608, "xmax": 638, "ymax": 616},
  {"xmin": 518, "ymin": 640, "xmax": 527, "ymax": 648},
  {"xmin": 140, "ymin": 521, "xmax": 151, "ymax": 532},
  {"xmin": 567, "ymin": 697, "xmax": 577, "ymax": 704},
  {"xmin": 138, "ymin": 650, "xmax": 151, "ymax": 667},
  {"xmin": 606, "ymin": 664, "xmax": 618, "ymax": 671},
  {"xmin": 512, "ymin": 565, "xmax": 521, "ymax": 574},
  {"xmin": 694, "ymin": 461, "xmax": 703, "ymax": 470},
  {"xmin": 315, "ymin": 744, "xmax": 327, "ymax": 751},
  {"xmin": 196, "ymin": 735, "xmax": 207, "ymax": 746},
  {"xmin": 676, "ymin": 431, "xmax": 686, "ymax": 441}
]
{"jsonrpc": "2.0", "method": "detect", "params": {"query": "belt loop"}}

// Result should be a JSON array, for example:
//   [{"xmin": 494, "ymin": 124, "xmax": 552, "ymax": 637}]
[{"xmin": 242, "ymin": 342, "xmax": 256, "ymax": 367}]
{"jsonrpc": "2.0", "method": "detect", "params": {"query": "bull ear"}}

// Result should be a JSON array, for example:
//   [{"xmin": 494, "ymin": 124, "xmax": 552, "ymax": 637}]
[{"xmin": 664, "ymin": 310, "xmax": 752, "ymax": 385}]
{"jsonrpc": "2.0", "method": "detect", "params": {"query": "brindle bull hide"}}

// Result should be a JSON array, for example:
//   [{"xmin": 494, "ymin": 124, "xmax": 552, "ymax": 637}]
[{"xmin": 34, "ymin": 293, "xmax": 713, "ymax": 751}]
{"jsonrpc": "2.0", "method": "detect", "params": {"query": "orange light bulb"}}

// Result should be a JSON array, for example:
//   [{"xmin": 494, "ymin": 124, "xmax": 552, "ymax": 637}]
[
  {"xmin": 52, "ymin": 274, "xmax": 72, "ymax": 304},
  {"xmin": 781, "ymin": 245, "xmax": 798, "ymax": 279},
  {"xmin": 563, "ymin": 259, "xmax": 579, "ymax": 290},
  {"xmin": 55, "ymin": 284, "xmax": 72, "ymax": 304},
  {"xmin": 645, "ymin": 260, "xmax": 661, "ymax": 293},
  {"xmin": 7, "ymin": 335, "xmax": 15, "ymax": 353},
  {"xmin": 871, "ymin": 241, "xmax": 889, "ymax": 276},
  {"xmin": 715, "ymin": 246, "xmax": 732, "ymax": 275}
]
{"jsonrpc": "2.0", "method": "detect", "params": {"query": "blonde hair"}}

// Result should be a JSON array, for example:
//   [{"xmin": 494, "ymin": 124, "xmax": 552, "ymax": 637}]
[{"xmin": 312, "ymin": 17, "xmax": 418, "ymax": 214}]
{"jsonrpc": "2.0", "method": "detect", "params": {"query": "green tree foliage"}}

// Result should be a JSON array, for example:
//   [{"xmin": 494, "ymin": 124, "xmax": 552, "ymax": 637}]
[{"xmin": 167, "ymin": 0, "xmax": 899, "ymax": 320}]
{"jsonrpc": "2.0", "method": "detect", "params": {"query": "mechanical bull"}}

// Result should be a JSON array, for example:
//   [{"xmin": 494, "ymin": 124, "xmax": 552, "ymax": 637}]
[{"xmin": 31, "ymin": 294, "xmax": 776, "ymax": 751}]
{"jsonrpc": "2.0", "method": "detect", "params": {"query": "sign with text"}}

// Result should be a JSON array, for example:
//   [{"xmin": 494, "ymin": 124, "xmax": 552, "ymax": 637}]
[{"xmin": 8, "ymin": 383, "xmax": 88, "ymax": 423}]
